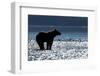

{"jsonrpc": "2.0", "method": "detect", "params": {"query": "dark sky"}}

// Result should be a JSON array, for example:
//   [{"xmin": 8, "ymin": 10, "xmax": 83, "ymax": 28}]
[{"xmin": 28, "ymin": 15, "xmax": 88, "ymax": 32}]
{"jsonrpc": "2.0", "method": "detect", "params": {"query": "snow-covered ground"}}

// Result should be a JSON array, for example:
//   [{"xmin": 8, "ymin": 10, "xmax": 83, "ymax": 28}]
[{"xmin": 28, "ymin": 40, "xmax": 88, "ymax": 61}]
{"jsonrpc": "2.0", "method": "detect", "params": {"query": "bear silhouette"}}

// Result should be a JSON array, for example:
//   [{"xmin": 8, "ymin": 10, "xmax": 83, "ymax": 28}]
[{"xmin": 36, "ymin": 29, "xmax": 61, "ymax": 50}]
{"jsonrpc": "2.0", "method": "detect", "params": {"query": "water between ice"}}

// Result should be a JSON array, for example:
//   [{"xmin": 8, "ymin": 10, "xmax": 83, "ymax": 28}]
[{"xmin": 28, "ymin": 32, "xmax": 87, "ymax": 41}]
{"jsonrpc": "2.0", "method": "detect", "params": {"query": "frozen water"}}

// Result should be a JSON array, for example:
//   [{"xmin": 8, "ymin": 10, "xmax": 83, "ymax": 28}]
[{"xmin": 28, "ymin": 40, "xmax": 88, "ymax": 61}]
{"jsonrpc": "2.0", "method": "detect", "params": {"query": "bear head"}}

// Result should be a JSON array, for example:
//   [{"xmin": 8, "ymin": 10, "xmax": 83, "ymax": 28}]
[{"xmin": 54, "ymin": 29, "xmax": 61, "ymax": 35}]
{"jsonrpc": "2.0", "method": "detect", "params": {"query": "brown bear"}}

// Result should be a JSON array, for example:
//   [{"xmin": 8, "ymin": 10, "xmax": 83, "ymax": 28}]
[{"xmin": 36, "ymin": 29, "xmax": 61, "ymax": 50}]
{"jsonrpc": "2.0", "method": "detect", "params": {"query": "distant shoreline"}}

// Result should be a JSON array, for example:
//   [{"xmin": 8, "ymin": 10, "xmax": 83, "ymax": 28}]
[{"xmin": 28, "ymin": 39, "xmax": 88, "ymax": 42}]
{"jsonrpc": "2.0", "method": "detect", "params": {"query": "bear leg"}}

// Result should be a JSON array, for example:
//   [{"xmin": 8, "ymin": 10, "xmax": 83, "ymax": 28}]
[
  {"xmin": 47, "ymin": 42, "xmax": 53, "ymax": 50},
  {"xmin": 37, "ymin": 41, "xmax": 44, "ymax": 50}
]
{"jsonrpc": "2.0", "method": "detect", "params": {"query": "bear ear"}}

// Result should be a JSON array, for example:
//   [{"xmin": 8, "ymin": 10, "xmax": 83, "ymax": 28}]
[{"xmin": 54, "ymin": 29, "xmax": 57, "ymax": 31}]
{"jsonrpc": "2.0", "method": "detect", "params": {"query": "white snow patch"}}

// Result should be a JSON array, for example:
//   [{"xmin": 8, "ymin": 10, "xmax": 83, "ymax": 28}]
[{"xmin": 28, "ymin": 40, "xmax": 88, "ymax": 61}]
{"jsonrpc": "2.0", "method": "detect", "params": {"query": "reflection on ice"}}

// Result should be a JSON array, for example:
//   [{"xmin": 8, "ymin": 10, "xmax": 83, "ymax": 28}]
[{"xmin": 28, "ymin": 39, "xmax": 88, "ymax": 61}]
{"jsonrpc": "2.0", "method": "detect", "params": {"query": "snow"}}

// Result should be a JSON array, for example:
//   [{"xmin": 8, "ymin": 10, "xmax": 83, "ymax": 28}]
[{"xmin": 28, "ymin": 40, "xmax": 88, "ymax": 61}]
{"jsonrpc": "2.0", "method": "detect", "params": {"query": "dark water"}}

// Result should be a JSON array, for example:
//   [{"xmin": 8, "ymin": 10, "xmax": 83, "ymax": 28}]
[
  {"xmin": 28, "ymin": 25, "xmax": 87, "ymax": 33},
  {"xmin": 28, "ymin": 32, "xmax": 88, "ymax": 41}
]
